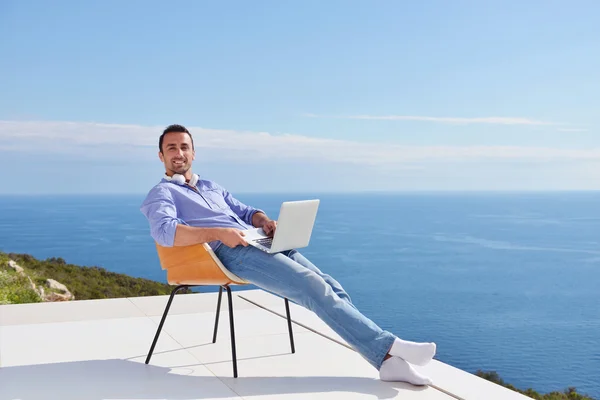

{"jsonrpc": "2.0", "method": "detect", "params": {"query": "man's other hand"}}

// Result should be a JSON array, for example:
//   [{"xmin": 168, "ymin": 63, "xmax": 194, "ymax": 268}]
[
  {"xmin": 219, "ymin": 228, "xmax": 249, "ymax": 248},
  {"xmin": 263, "ymin": 220, "xmax": 277, "ymax": 237}
]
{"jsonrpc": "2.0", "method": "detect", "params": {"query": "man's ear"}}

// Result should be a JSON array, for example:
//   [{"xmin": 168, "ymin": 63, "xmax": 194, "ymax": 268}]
[{"xmin": 158, "ymin": 151, "xmax": 164, "ymax": 162}]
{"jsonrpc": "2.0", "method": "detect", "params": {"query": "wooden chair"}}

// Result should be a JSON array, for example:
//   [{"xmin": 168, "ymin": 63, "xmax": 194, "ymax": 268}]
[{"xmin": 144, "ymin": 242, "xmax": 296, "ymax": 377}]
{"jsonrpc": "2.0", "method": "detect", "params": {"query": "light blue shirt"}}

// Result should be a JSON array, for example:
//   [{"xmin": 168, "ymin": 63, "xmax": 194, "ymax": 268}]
[{"xmin": 140, "ymin": 178, "xmax": 264, "ymax": 250}]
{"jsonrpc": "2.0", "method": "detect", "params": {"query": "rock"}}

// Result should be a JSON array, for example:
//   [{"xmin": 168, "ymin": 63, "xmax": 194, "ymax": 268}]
[
  {"xmin": 44, "ymin": 292, "xmax": 73, "ymax": 302},
  {"xmin": 46, "ymin": 279, "xmax": 68, "ymax": 292},
  {"xmin": 8, "ymin": 260, "xmax": 24, "ymax": 274},
  {"xmin": 45, "ymin": 278, "xmax": 74, "ymax": 301},
  {"xmin": 26, "ymin": 276, "xmax": 37, "ymax": 291}
]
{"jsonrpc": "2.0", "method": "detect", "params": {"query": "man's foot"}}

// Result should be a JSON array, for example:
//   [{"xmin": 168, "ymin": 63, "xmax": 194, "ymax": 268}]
[
  {"xmin": 389, "ymin": 338, "xmax": 436, "ymax": 366},
  {"xmin": 379, "ymin": 356, "xmax": 432, "ymax": 385}
]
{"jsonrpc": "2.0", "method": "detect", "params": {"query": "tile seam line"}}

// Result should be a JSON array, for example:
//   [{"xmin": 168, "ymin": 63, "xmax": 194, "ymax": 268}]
[
  {"xmin": 237, "ymin": 294, "xmax": 465, "ymax": 400},
  {"xmin": 126, "ymin": 297, "xmax": 191, "ymax": 354}
]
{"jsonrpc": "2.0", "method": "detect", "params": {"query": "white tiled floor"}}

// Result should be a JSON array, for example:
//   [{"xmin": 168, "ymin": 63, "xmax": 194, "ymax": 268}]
[
  {"xmin": 237, "ymin": 290, "xmax": 347, "ymax": 345},
  {"xmin": 197, "ymin": 332, "xmax": 451, "ymax": 400},
  {"xmin": 0, "ymin": 289, "xmax": 529, "ymax": 400},
  {"xmin": 1, "ymin": 351, "xmax": 241, "ymax": 400},
  {"xmin": 128, "ymin": 289, "xmax": 257, "ymax": 317},
  {"xmin": 0, "ymin": 316, "xmax": 181, "ymax": 367},
  {"xmin": 0, "ymin": 296, "xmax": 145, "ymax": 326}
]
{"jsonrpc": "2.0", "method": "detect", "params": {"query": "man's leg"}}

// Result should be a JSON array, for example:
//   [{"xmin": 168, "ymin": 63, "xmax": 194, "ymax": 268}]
[
  {"xmin": 281, "ymin": 249, "xmax": 356, "ymax": 309},
  {"xmin": 216, "ymin": 244, "xmax": 393, "ymax": 369},
  {"xmin": 280, "ymin": 250, "xmax": 436, "ymax": 374},
  {"xmin": 215, "ymin": 244, "xmax": 435, "ymax": 384}
]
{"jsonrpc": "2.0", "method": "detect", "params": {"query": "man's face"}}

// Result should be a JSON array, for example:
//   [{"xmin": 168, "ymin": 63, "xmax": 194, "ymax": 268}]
[{"xmin": 159, "ymin": 132, "xmax": 195, "ymax": 176}]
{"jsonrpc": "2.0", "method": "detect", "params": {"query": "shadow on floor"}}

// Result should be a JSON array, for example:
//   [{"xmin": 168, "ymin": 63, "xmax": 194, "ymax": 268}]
[{"xmin": 0, "ymin": 358, "xmax": 428, "ymax": 400}]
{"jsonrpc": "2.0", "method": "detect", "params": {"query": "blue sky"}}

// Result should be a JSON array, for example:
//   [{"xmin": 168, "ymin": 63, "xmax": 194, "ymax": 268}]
[{"xmin": 1, "ymin": 0, "xmax": 599, "ymax": 194}]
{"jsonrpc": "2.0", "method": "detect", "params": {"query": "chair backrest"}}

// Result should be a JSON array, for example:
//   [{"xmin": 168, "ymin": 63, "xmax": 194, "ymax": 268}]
[{"xmin": 155, "ymin": 242, "xmax": 248, "ymax": 286}]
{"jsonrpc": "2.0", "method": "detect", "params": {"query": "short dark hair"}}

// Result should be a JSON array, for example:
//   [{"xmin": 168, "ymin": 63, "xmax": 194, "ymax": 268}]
[{"xmin": 159, "ymin": 124, "xmax": 194, "ymax": 153}]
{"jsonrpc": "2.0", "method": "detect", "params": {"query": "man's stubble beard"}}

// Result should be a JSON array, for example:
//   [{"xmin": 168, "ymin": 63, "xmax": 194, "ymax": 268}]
[{"xmin": 170, "ymin": 162, "xmax": 191, "ymax": 176}]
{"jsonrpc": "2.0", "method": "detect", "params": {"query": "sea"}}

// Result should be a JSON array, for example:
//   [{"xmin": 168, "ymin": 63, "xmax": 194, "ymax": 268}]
[{"xmin": 0, "ymin": 192, "xmax": 598, "ymax": 397}]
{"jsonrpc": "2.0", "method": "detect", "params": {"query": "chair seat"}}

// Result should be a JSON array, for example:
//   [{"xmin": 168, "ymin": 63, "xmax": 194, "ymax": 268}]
[{"xmin": 155, "ymin": 242, "xmax": 249, "ymax": 286}]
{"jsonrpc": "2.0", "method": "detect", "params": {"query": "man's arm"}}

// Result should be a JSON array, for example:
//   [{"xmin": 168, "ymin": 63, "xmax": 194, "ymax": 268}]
[
  {"xmin": 140, "ymin": 185, "xmax": 248, "ymax": 248},
  {"xmin": 173, "ymin": 224, "xmax": 248, "ymax": 248},
  {"xmin": 172, "ymin": 224, "xmax": 222, "ymax": 246}
]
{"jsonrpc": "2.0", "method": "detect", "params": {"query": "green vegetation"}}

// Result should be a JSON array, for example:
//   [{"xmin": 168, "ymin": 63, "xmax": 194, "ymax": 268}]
[
  {"xmin": 0, "ymin": 253, "xmax": 42, "ymax": 304},
  {"xmin": 0, "ymin": 251, "xmax": 190, "ymax": 304},
  {"xmin": 476, "ymin": 371, "xmax": 595, "ymax": 400}
]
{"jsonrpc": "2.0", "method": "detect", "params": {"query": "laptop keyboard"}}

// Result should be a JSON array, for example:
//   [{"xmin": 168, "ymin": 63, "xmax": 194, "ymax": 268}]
[{"xmin": 254, "ymin": 237, "xmax": 273, "ymax": 248}]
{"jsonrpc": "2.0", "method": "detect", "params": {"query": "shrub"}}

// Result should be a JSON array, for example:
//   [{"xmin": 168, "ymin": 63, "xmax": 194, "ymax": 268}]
[
  {"xmin": 476, "ymin": 370, "xmax": 595, "ymax": 400},
  {"xmin": 0, "ymin": 268, "xmax": 41, "ymax": 305}
]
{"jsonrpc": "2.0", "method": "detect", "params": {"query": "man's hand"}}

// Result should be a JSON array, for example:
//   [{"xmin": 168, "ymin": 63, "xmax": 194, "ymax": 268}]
[
  {"xmin": 218, "ymin": 228, "xmax": 249, "ymax": 248},
  {"xmin": 263, "ymin": 220, "xmax": 277, "ymax": 237},
  {"xmin": 252, "ymin": 212, "xmax": 277, "ymax": 237}
]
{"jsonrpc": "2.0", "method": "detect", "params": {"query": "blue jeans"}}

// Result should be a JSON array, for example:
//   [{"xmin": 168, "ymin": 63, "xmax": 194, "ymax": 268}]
[{"xmin": 214, "ymin": 244, "xmax": 397, "ymax": 370}]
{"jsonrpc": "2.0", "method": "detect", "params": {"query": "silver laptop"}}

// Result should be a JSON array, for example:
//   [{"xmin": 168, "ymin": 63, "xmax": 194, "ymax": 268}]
[{"xmin": 243, "ymin": 199, "xmax": 320, "ymax": 253}]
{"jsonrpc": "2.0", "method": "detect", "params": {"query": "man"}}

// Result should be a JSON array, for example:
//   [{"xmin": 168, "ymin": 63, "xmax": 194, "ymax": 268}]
[{"xmin": 140, "ymin": 124, "xmax": 437, "ymax": 385}]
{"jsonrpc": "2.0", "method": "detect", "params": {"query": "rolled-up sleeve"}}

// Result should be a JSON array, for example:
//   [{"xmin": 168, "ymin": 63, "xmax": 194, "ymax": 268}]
[
  {"xmin": 140, "ymin": 185, "xmax": 187, "ymax": 247},
  {"xmin": 220, "ymin": 186, "xmax": 264, "ymax": 226}
]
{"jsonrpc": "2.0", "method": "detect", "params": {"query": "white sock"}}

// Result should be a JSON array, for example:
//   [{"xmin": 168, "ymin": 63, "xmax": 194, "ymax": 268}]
[
  {"xmin": 379, "ymin": 356, "xmax": 432, "ymax": 385},
  {"xmin": 389, "ymin": 338, "xmax": 436, "ymax": 366}
]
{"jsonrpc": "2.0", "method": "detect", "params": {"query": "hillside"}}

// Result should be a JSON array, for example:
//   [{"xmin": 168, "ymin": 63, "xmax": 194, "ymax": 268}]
[{"xmin": 0, "ymin": 251, "xmax": 190, "ymax": 304}]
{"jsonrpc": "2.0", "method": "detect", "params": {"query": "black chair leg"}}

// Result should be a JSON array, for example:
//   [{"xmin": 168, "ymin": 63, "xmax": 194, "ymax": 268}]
[
  {"xmin": 212, "ymin": 286, "xmax": 223, "ymax": 343},
  {"xmin": 284, "ymin": 298, "xmax": 296, "ymax": 354},
  {"xmin": 225, "ymin": 285, "xmax": 238, "ymax": 378},
  {"xmin": 145, "ymin": 284, "xmax": 188, "ymax": 364}
]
